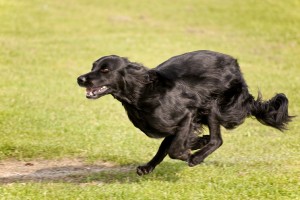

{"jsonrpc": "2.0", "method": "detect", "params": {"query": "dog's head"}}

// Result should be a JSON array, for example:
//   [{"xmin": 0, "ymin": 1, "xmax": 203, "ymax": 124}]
[{"xmin": 77, "ymin": 55, "xmax": 147, "ymax": 99}]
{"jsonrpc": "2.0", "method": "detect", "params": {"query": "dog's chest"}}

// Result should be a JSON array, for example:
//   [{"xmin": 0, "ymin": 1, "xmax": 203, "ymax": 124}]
[{"xmin": 123, "ymin": 105, "xmax": 178, "ymax": 138}]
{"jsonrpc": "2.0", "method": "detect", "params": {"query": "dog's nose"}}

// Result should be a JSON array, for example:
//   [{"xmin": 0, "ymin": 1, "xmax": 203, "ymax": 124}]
[{"xmin": 77, "ymin": 76, "xmax": 87, "ymax": 86}]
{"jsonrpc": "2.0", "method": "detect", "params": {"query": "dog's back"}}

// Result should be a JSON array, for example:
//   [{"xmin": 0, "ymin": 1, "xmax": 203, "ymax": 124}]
[
  {"xmin": 155, "ymin": 50, "xmax": 246, "ymax": 96},
  {"xmin": 153, "ymin": 50, "xmax": 250, "ymax": 128}
]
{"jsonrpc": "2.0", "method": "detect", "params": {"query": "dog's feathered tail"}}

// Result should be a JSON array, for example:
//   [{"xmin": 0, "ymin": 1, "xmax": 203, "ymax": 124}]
[{"xmin": 250, "ymin": 93, "xmax": 294, "ymax": 131}]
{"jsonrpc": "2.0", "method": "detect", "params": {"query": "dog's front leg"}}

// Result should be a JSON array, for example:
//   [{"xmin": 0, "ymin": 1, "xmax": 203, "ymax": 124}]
[
  {"xmin": 137, "ymin": 135, "xmax": 174, "ymax": 176},
  {"xmin": 167, "ymin": 113, "xmax": 193, "ymax": 161}
]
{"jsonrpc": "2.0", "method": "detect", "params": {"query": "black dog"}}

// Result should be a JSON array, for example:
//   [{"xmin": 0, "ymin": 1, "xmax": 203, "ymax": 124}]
[{"xmin": 77, "ymin": 50, "xmax": 292, "ymax": 176}]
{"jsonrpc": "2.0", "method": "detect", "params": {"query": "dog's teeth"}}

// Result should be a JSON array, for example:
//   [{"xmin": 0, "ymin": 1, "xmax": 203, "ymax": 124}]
[
  {"xmin": 99, "ymin": 86, "xmax": 107, "ymax": 91},
  {"xmin": 86, "ymin": 86, "xmax": 108, "ymax": 96}
]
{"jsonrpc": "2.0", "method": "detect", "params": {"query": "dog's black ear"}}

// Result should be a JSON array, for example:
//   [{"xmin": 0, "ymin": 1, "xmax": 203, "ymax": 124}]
[
  {"xmin": 127, "ymin": 63, "xmax": 141, "ymax": 70},
  {"xmin": 126, "ymin": 62, "xmax": 142, "ymax": 72}
]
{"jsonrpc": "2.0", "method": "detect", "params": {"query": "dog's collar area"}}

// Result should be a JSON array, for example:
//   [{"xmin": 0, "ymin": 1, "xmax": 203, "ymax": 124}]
[{"xmin": 86, "ymin": 86, "xmax": 108, "ymax": 98}]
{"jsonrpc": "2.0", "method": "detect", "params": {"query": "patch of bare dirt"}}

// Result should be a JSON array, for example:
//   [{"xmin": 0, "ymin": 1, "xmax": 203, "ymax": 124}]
[{"xmin": 0, "ymin": 158, "xmax": 134, "ymax": 184}]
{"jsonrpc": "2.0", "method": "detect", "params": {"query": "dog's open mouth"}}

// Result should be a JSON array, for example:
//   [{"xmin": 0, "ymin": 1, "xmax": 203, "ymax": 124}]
[{"xmin": 86, "ymin": 86, "xmax": 109, "ymax": 99}]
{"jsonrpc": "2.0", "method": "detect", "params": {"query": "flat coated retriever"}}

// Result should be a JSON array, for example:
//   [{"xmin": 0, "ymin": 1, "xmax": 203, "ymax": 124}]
[{"xmin": 77, "ymin": 50, "xmax": 293, "ymax": 176}]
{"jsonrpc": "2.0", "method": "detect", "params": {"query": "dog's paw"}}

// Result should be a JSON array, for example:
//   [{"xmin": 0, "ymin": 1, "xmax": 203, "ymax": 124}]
[
  {"xmin": 136, "ymin": 164, "xmax": 154, "ymax": 176},
  {"xmin": 187, "ymin": 155, "xmax": 203, "ymax": 167}
]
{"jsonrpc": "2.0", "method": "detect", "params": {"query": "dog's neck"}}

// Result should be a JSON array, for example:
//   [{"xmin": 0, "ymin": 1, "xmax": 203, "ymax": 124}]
[{"xmin": 112, "ymin": 70, "xmax": 157, "ymax": 107}]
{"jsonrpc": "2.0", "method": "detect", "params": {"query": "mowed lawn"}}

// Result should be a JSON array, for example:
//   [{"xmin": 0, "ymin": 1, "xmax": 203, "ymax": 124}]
[{"xmin": 0, "ymin": 0, "xmax": 299, "ymax": 199}]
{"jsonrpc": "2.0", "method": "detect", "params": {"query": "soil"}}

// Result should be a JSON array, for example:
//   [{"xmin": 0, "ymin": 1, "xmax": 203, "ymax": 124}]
[{"xmin": 0, "ymin": 158, "xmax": 134, "ymax": 184}]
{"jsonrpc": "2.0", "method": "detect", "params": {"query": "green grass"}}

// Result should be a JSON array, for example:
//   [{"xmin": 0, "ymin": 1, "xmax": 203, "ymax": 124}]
[{"xmin": 0, "ymin": 0, "xmax": 299, "ymax": 199}]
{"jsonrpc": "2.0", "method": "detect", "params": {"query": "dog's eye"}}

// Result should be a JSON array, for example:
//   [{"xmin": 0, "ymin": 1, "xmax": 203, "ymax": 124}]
[{"xmin": 100, "ymin": 68, "xmax": 109, "ymax": 73}]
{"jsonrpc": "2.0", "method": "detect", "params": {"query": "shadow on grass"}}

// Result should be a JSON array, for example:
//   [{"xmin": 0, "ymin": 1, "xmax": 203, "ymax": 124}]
[{"xmin": 0, "ymin": 161, "xmax": 186, "ymax": 184}]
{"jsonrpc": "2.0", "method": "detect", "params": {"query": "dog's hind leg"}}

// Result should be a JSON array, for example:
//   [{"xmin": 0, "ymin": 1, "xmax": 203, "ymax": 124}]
[
  {"xmin": 137, "ymin": 135, "xmax": 174, "ymax": 176},
  {"xmin": 190, "ymin": 135, "xmax": 211, "ymax": 150},
  {"xmin": 188, "ymin": 114, "xmax": 223, "ymax": 166}
]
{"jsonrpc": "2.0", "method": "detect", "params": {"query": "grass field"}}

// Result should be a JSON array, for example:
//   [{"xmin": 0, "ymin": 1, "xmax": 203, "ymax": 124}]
[{"xmin": 0, "ymin": 0, "xmax": 299, "ymax": 199}]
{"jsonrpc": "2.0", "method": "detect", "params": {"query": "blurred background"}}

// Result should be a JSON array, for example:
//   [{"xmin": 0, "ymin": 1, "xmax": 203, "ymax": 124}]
[{"xmin": 0, "ymin": 0, "xmax": 299, "ymax": 198}]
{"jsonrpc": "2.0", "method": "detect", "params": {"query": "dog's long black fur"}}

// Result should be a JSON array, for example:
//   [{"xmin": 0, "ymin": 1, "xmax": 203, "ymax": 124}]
[{"xmin": 77, "ymin": 50, "xmax": 293, "ymax": 176}]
